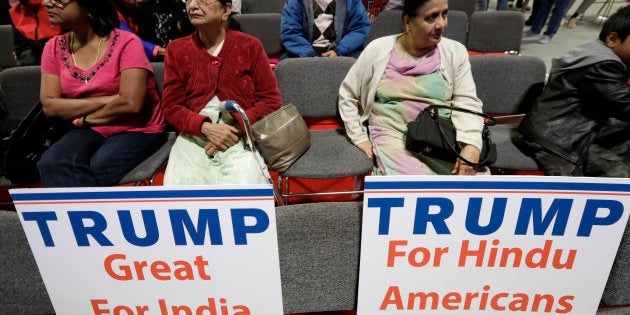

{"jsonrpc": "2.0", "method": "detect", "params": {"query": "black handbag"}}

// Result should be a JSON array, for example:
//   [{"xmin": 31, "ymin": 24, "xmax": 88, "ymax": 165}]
[
  {"xmin": 0, "ymin": 101, "xmax": 72, "ymax": 184},
  {"xmin": 405, "ymin": 104, "xmax": 497, "ymax": 167}
]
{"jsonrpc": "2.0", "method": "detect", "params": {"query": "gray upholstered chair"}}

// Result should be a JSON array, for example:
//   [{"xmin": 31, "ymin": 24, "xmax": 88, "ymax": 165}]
[
  {"xmin": 234, "ymin": 13, "xmax": 284, "ymax": 58},
  {"xmin": 0, "ymin": 66, "xmax": 42, "ymax": 137},
  {"xmin": 365, "ymin": 9, "xmax": 403, "ymax": 47},
  {"xmin": 274, "ymin": 57, "xmax": 373, "ymax": 204},
  {"xmin": 444, "ymin": 10, "xmax": 468, "ymax": 47},
  {"xmin": 0, "ymin": 25, "xmax": 18, "ymax": 70},
  {"xmin": 241, "ymin": 0, "xmax": 285, "ymax": 13},
  {"xmin": 467, "ymin": 11, "xmax": 524, "ymax": 54},
  {"xmin": 448, "ymin": 0, "xmax": 476, "ymax": 17},
  {"xmin": 469, "ymin": 55, "xmax": 546, "ymax": 171},
  {"xmin": 0, "ymin": 201, "xmax": 363, "ymax": 314},
  {"xmin": 3, "ymin": 202, "xmax": 630, "ymax": 314}
]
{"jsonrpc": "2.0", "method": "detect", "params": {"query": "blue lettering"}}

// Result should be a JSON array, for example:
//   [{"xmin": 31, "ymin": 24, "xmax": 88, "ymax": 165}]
[
  {"xmin": 367, "ymin": 198, "xmax": 405, "ymax": 235},
  {"xmin": 169, "ymin": 209, "xmax": 223, "ymax": 245},
  {"xmin": 231, "ymin": 208, "xmax": 269, "ymax": 245},
  {"xmin": 514, "ymin": 199, "xmax": 571, "ymax": 236},
  {"xmin": 414, "ymin": 198, "xmax": 453, "ymax": 235},
  {"xmin": 118, "ymin": 210, "xmax": 159, "ymax": 247},
  {"xmin": 465, "ymin": 198, "xmax": 507, "ymax": 235},
  {"xmin": 68, "ymin": 211, "xmax": 113, "ymax": 246},
  {"xmin": 577, "ymin": 199, "xmax": 624, "ymax": 237},
  {"xmin": 21, "ymin": 212, "xmax": 58, "ymax": 247}
]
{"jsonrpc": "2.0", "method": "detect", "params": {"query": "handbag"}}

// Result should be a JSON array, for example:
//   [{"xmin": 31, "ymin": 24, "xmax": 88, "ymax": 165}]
[
  {"xmin": 405, "ymin": 104, "xmax": 497, "ymax": 167},
  {"xmin": 1, "ymin": 101, "xmax": 72, "ymax": 184},
  {"xmin": 251, "ymin": 103, "xmax": 310, "ymax": 172}
]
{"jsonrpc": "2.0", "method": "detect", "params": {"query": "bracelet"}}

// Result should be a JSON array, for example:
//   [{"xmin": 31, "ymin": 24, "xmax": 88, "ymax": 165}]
[
  {"xmin": 72, "ymin": 118, "xmax": 81, "ymax": 127},
  {"xmin": 81, "ymin": 115, "xmax": 91, "ymax": 128}
]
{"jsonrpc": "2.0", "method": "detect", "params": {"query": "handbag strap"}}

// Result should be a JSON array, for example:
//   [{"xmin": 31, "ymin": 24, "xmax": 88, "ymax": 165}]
[{"xmin": 426, "ymin": 105, "xmax": 496, "ymax": 167}]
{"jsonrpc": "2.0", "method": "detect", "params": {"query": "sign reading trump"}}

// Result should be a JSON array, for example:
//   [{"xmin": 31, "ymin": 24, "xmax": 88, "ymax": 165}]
[
  {"xmin": 10, "ymin": 185, "xmax": 283, "ymax": 315},
  {"xmin": 357, "ymin": 176, "xmax": 630, "ymax": 315}
]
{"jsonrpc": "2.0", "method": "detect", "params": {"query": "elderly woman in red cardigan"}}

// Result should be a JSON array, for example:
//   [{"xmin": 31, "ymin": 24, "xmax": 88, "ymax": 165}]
[{"xmin": 161, "ymin": 0, "xmax": 281, "ymax": 185}]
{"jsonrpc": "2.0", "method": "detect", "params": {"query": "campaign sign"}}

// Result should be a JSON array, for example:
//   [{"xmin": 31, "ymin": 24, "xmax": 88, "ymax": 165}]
[
  {"xmin": 357, "ymin": 175, "xmax": 630, "ymax": 315},
  {"xmin": 10, "ymin": 185, "xmax": 283, "ymax": 315}
]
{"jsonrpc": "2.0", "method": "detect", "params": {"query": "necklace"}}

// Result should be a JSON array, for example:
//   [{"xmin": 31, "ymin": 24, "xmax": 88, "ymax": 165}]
[{"xmin": 70, "ymin": 32, "xmax": 103, "ymax": 69}]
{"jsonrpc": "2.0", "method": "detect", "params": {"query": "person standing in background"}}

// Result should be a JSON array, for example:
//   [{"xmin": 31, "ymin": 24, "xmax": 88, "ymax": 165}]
[
  {"xmin": 477, "ymin": 0, "xmax": 509, "ymax": 11},
  {"xmin": 523, "ymin": 0, "xmax": 570, "ymax": 44}
]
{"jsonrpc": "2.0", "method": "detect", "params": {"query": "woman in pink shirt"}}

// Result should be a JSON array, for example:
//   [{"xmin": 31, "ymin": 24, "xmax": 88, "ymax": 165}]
[{"xmin": 38, "ymin": 0, "xmax": 166, "ymax": 187}]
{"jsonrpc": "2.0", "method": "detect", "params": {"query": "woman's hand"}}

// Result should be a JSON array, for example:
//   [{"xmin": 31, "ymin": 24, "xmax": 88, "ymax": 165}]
[
  {"xmin": 204, "ymin": 141, "xmax": 220, "ymax": 158},
  {"xmin": 200, "ymin": 121, "xmax": 240, "ymax": 156},
  {"xmin": 451, "ymin": 144, "xmax": 480, "ymax": 175},
  {"xmin": 356, "ymin": 141, "xmax": 374, "ymax": 159},
  {"xmin": 321, "ymin": 50, "xmax": 338, "ymax": 57},
  {"xmin": 369, "ymin": 12, "xmax": 377, "ymax": 23}
]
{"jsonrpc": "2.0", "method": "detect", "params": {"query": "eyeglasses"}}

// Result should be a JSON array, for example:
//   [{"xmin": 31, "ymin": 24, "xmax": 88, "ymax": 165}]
[
  {"xmin": 43, "ymin": 0, "xmax": 72, "ymax": 8},
  {"xmin": 182, "ymin": 0, "xmax": 220, "ymax": 5}
]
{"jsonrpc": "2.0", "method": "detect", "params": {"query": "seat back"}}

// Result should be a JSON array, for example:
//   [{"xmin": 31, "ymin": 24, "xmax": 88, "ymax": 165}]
[
  {"xmin": 277, "ymin": 201, "xmax": 361, "ymax": 313},
  {"xmin": 0, "ymin": 66, "xmax": 41, "ymax": 136},
  {"xmin": 241, "ymin": 0, "xmax": 285, "ymax": 13},
  {"xmin": 602, "ymin": 219, "xmax": 630, "ymax": 306},
  {"xmin": 470, "ymin": 55, "xmax": 546, "ymax": 171},
  {"xmin": 443, "ymin": 10, "xmax": 468, "ymax": 47},
  {"xmin": 470, "ymin": 55, "xmax": 546, "ymax": 115},
  {"xmin": 366, "ymin": 10, "xmax": 467, "ymax": 47},
  {"xmin": 274, "ymin": 57, "xmax": 356, "ymax": 118},
  {"xmin": 0, "ymin": 210, "xmax": 55, "ymax": 314},
  {"xmin": 365, "ymin": 10, "xmax": 403, "ymax": 47},
  {"xmin": 448, "ymin": 0, "xmax": 476, "ymax": 17},
  {"xmin": 0, "ymin": 25, "xmax": 18, "ymax": 70},
  {"xmin": 234, "ymin": 13, "xmax": 284, "ymax": 58},
  {"xmin": 150, "ymin": 62, "xmax": 165, "ymax": 96},
  {"xmin": 467, "ymin": 11, "xmax": 524, "ymax": 53}
]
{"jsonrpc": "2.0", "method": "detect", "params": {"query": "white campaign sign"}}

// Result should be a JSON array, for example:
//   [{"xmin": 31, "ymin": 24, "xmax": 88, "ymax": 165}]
[
  {"xmin": 357, "ymin": 175, "xmax": 630, "ymax": 315},
  {"xmin": 10, "ymin": 185, "xmax": 283, "ymax": 315}
]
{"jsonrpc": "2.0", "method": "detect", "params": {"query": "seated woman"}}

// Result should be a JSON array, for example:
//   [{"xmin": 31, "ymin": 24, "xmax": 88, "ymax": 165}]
[
  {"xmin": 38, "ymin": 0, "xmax": 167, "ymax": 187},
  {"xmin": 161, "ymin": 0, "xmax": 282, "ymax": 185},
  {"xmin": 339, "ymin": 0, "xmax": 489, "ymax": 176}
]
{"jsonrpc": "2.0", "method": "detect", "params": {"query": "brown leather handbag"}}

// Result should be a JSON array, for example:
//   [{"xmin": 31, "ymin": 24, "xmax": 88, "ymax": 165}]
[{"xmin": 252, "ymin": 104, "xmax": 310, "ymax": 172}]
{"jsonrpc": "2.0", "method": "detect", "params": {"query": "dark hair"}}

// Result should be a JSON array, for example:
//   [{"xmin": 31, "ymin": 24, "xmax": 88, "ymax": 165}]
[
  {"xmin": 599, "ymin": 5, "xmax": 630, "ymax": 42},
  {"xmin": 216, "ymin": 0, "xmax": 240, "ymax": 31},
  {"xmin": 75, "ymin": 0, "xmax": 119, "ymax": 37},
  {"xmin": 402, "ymin": 0, "xmax": 433, "ymax": 20}
]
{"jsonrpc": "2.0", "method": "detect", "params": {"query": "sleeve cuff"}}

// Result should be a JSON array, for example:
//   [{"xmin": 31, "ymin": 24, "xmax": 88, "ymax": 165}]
[{"xmin": 152, "ymin": 46, "xmax": 161, "ymax": 58}]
